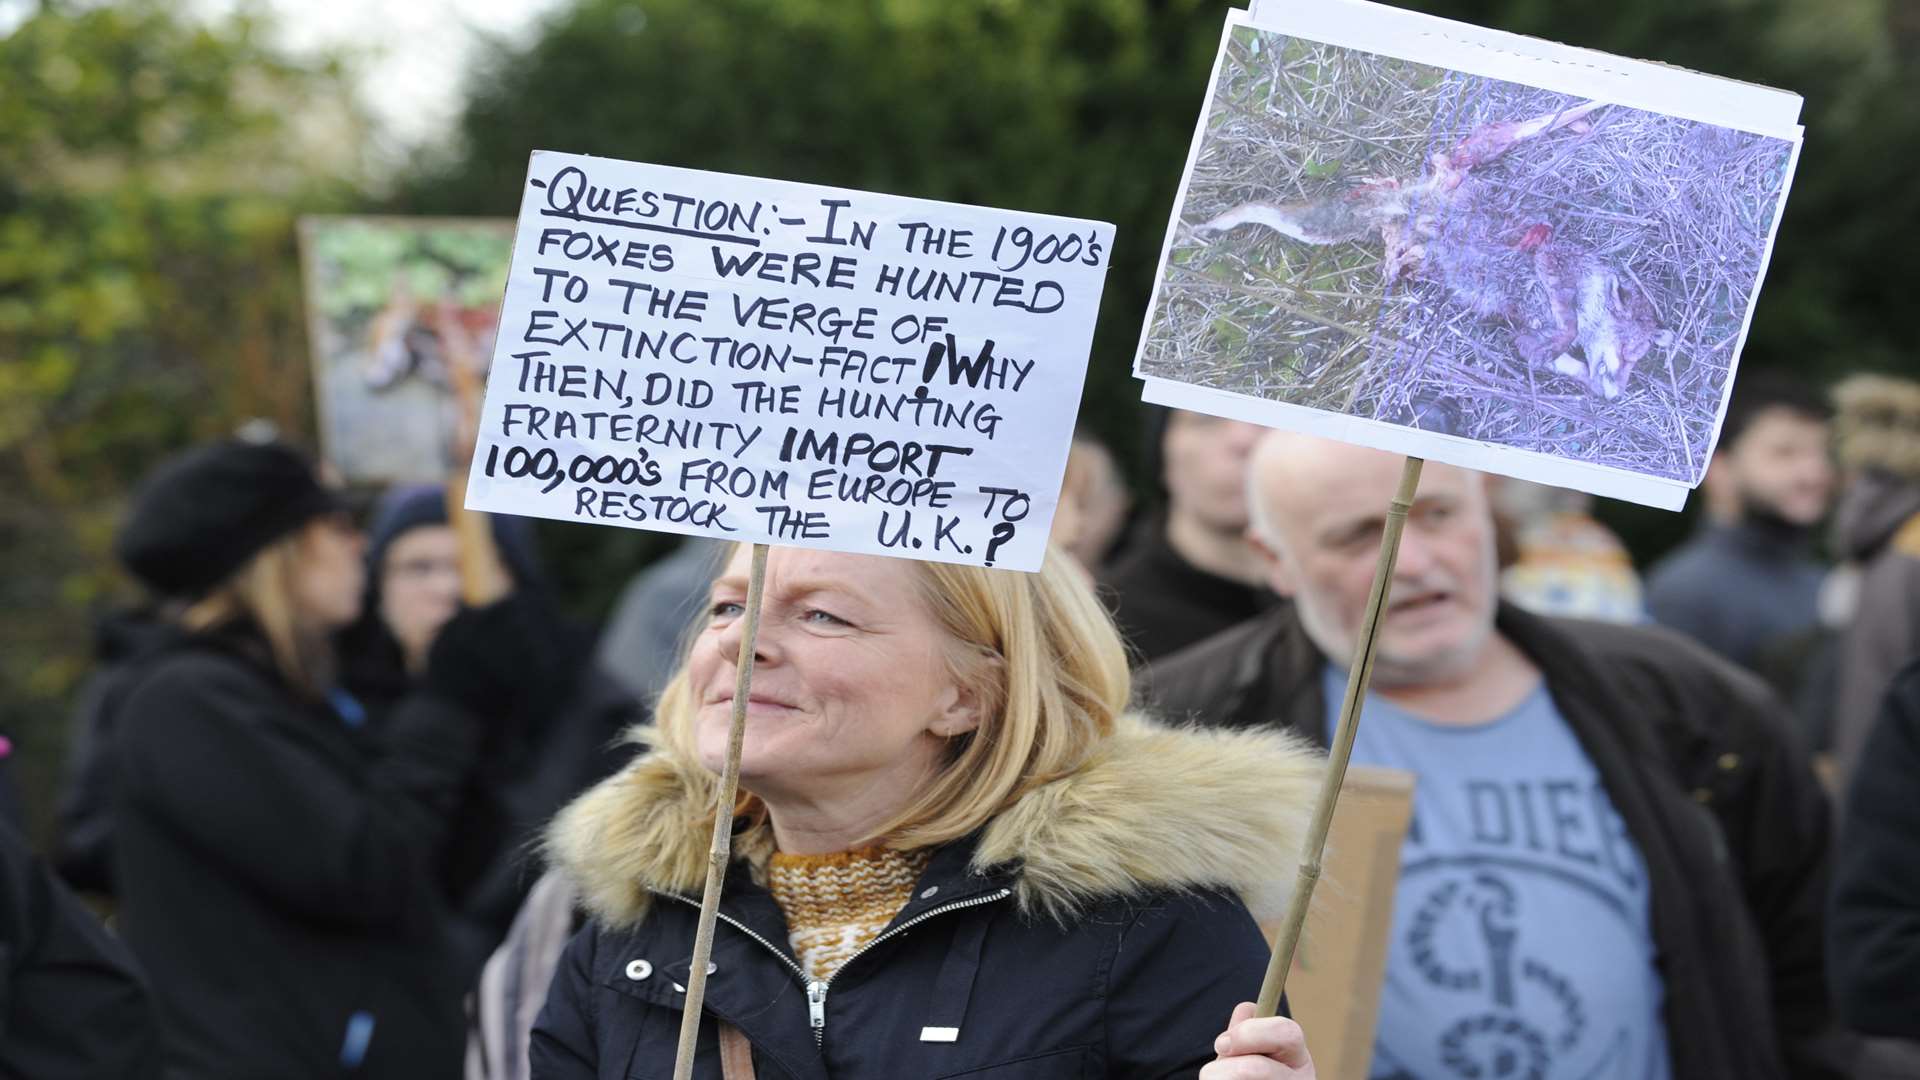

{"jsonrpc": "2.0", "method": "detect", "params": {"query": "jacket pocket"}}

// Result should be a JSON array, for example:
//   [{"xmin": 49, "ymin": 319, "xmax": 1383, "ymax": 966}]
[{"xmin": 931, "ymin": 1044, "xmax": 1093, "ymax": 1079}]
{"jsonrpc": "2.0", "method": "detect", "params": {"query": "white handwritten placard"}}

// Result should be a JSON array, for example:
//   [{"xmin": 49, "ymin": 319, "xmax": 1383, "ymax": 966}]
[{"xmin": 464, "ymin": 152, "xmax": 1114, "ymax": 571}]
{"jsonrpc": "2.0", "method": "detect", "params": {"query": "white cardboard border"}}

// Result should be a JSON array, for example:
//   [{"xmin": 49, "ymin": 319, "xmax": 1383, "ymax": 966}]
[
  {"xmin": 1143, "ymin": 376, "xmax": 1688, "ymax": 510},
  {"xmin": 1246, "ymin": 0, "xmax": 1801, "ymax": 137}
]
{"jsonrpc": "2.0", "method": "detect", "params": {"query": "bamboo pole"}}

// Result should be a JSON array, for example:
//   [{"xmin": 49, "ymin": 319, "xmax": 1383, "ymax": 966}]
[
  {"xmin": 673, "ymin": 542, "xmax": 772, "ymax": 1080},
  {"xmin": 1256, "ymin": 455, "xmax": 1424, "ymax": 1016}
]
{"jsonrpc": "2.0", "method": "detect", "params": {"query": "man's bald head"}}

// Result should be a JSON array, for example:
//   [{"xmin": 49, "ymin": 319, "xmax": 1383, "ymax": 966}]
[{"xmin": 1245, "ymin": 431, "xmax": 1500, "ymax": 687}]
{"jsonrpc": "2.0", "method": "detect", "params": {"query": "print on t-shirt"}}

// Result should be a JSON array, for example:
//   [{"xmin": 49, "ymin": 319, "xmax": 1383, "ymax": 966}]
[{"xmin": 1326, "ymin": 667, "xmax": 1672, "ymax": 1080}]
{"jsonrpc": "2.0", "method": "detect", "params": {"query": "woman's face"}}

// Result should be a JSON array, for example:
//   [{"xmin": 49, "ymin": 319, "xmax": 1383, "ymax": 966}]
[
  {"xmin": 689, "ymin": 548, "xmax": 980, "ymax": 810},
  {"xmin": 293, "ymin": 514, "xmax": 366, "ymax": 630},
  {"xmin": 379, "ymin": 525, "xmax": 463, "ymax": 668}
]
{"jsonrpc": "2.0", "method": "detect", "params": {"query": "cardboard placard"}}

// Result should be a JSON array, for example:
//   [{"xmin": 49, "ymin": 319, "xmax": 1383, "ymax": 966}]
[
  {"xmin": 463, "ymin": 152, "xmax": 1115, "ymax": 572},
  {"xmin": 1267, "ymin": 765, "xmax": 1417, "ymax": 1080}
]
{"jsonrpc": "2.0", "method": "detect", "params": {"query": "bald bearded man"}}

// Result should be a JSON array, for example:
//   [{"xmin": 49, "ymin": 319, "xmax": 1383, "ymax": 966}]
[{"xmin": 1146, "ymin": 433, "xmax": 1848, "ymax": 1080}]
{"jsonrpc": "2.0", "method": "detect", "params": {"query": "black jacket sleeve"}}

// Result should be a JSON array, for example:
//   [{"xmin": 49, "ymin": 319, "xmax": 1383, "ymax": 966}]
[
  {"xmin": 1102, "ymin": 889, "xmax": 1270, "ymax": 1078},
  {"xmin": 1, "ymin": 821, "xmax": 157, "ymax": 1079},
  {"xmin": 1693, "ymin": 664, "xmax": 1843, "ymax": 1073},
  {"xmin": 116, "ymin": 652, "xmax": 482, "ymax": 929},
  {"xmin": 1830, "ymin": 665, "xmax": 1920, "ymax": 1038}
]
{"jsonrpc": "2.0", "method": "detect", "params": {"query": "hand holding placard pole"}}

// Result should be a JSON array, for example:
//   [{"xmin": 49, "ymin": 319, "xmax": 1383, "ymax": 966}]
[
  {"xmin": 672, "ymin": 542, "xmax": 770, "ymax": 1080},
  {"xmin": 1256, "ymin": 455, "xmax": 1423, "ymax": 1016},
  {"xmin": 439, "ymin": 300, "xmax": 512, "ymax": 607}
]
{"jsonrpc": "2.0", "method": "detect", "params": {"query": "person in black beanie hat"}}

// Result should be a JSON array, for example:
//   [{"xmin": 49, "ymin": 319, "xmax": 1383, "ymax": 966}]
[
  {"xmin": 114, "ymin": 437, "xmax": 346, "ymax": 601},
  {"xmin": 336, "ymin": 484, "xmax": 639, "ymax": 975},
  {"xmin": 105, "ymin": 437, "xmax": 508, "ymax": 1079}
]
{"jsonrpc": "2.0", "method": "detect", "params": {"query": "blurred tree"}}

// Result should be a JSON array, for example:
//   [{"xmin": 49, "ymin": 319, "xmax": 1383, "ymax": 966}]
[
  {"xmin": 407, "ymin": 0, "xmax": 1915, "ymax": 597},
  {"xmin": 0, "ymin": 0, "xmax": 367, "ymax": 840}
]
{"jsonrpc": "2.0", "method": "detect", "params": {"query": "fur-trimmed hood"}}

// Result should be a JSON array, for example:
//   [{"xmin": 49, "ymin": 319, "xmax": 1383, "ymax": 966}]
[
  {"xmin": 1834, "ymin": 374, "xmax": 1920, "ymax": 480},
  {"xmin": 547, "ymin": 714, "xmax": 1322, "ymax": 930}
]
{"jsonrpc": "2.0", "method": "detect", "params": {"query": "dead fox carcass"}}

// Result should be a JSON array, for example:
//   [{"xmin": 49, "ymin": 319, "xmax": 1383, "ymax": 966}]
[{"xmin": 1193, "ymin": 101, "xmax": 1672, "ymax": 401}]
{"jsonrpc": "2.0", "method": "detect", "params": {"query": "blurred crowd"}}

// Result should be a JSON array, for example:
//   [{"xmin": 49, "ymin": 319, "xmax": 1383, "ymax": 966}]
[{"xmin": 2, "ymin": 371, "xmax": 1919, "ymax": 1079}]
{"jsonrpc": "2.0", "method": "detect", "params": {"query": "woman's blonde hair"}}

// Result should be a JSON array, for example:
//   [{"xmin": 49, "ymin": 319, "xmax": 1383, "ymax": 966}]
[
  {"xmin": 180, "ymin": 524, "xmax": 337, "ymax": 698},
  {"xmin": 649, "ymin": 545, "xmax": 1133, "ymax": 852}
]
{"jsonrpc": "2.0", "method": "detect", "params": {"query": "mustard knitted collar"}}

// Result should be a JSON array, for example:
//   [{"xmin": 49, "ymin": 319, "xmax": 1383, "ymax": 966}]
[{"xmin": 767, "ymin": 846, "xmax": 932, "ymax": 981}]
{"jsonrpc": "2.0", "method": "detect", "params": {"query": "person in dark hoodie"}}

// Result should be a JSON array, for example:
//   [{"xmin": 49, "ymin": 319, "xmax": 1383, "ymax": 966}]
[
  {"xmin": 107, "ymin": 437, "xmax": 520, "ymax": 1078},
  {"xmin": 1828, "ymin": 373, "xmax": 1920, "ymax": 795},
  {"xmin": 338, "ymin": 484, "xmax": 638, "ymax": 975},
  {"xmin": 1644, "ymin": 374, "xmax": 1834, "ymax": 682}
]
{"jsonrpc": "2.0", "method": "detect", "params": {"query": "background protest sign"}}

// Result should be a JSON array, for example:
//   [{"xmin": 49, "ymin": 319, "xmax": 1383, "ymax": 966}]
[
  {"xmin": 298, "ymin": 215, "xmax": 514, "ymax": 483},
  {"xmin": 1135, "ymin": 3, "xmax": 1804, "ymax": 510},
  {"xmin": 464, "ymin": 152, "xmax": 1113, "ymax": 572}
]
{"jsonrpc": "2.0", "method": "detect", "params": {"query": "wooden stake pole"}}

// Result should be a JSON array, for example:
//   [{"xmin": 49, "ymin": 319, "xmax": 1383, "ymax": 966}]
[
  {"xmin": 672, "ymin": 542, "xmax": 771, "ymax": 1080},
  {"xmin": 438, "ymin": 301, "xmax": 512, "ymax": 607},
  {"xmin": 1256, "ymin": 456, "xmax": 1423, "ymax": 1016}
]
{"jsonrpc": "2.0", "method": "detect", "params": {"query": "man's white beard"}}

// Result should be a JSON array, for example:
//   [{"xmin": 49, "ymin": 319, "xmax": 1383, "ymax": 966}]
[{"xmin": 1293, "ymin": 582, "xmax": 1494, "ymax": 690}]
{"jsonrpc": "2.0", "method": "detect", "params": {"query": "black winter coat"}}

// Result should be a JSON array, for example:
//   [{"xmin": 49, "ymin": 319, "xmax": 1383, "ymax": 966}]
[
  {"xmin": 1144, "ymin": 603, "xmax": 1846, "ymax": 1080},
  {"xmin": 113, "ymin": 625, "xmax": 479, "ymax": 1079},
  {"xmin": 1, "ymin": 818, "xmax": 157, "ymax": 1078},
  {"xmin": 1830, "ymin": 659, "xmax": 1920, "ymax": 1040},
  {"xmin": 441, "ymin": 667, "xmax": 640, "ymax": 977},
  {"xmin": 530, "ymin": 717, "xmax": 1325, "ymax": 1078},
  {"xmin": 52, "ymin": 608, "xmax": 176, "ymax": 894}
]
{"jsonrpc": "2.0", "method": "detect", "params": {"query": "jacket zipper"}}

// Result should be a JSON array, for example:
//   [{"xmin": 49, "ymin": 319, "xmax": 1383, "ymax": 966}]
[{"xmin": 656, "ymin": 887, "xmax": 1013, "ymax": 1048}]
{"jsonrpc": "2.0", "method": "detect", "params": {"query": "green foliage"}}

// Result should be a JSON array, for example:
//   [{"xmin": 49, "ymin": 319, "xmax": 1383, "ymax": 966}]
[
  {"xmin": 0, "ymin": 1, "xmax": 366, "ymax": 838},
  {"xmin": 307, "ymin": 220, "xmax": 512, "ymax": 316}
]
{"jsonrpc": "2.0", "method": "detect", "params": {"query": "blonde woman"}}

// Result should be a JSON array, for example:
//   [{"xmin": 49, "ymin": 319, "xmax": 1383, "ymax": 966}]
[
  {"xmin": 110, "ymin": 438, "xmax": 515, "ymax": 1078},
  {"xmin": 534, "ymin": 545, "xmax": 1322, "ymax": 1078}
]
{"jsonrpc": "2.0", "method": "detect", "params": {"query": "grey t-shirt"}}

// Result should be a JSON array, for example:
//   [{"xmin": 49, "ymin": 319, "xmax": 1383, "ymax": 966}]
[{"xmin": 1326, "ymin": 666, "xmax": 1672, "ymax": 1080}]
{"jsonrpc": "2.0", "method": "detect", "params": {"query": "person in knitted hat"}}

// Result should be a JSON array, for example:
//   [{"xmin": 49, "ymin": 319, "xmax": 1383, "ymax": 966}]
[
  {"xmin": 114, "ymin": 437, "xmax": 348, "ymax": 603},
  {"xmin": 105, "ymin": 437, "xmax": 511, "ymax": 1079}
]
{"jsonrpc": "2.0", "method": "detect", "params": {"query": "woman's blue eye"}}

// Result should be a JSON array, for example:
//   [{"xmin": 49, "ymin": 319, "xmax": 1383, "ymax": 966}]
[
  {"xmin": 804, "ymin": 609, "xmax": 846, "ymax": 626},
  {"xmin": 710, "ymin": 601, "xmax": 744, "ymax": 619}
]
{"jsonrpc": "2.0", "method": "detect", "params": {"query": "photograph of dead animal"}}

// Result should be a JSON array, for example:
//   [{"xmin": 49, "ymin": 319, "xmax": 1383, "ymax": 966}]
[{"xmin": 1140, "ymin": 27, "xmax": 1797, "ymax": 483}]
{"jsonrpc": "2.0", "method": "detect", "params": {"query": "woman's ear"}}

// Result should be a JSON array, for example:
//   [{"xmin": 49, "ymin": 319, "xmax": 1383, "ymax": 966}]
[{"xmin": 932, "ymin": 655, "xmax": 1000, "ymax": 737}]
